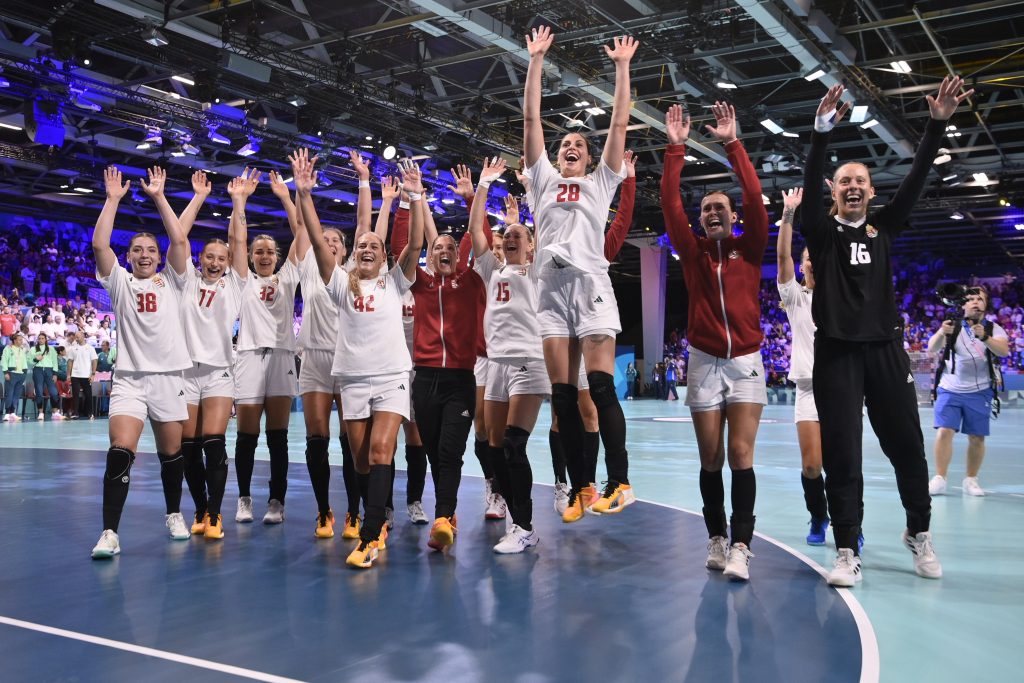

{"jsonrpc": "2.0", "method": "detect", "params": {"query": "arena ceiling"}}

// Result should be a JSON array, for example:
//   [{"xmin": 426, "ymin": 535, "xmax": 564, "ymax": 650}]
[{"xmin": 1, "ymin": 0, "xmax": 1023, "ymax": 280}]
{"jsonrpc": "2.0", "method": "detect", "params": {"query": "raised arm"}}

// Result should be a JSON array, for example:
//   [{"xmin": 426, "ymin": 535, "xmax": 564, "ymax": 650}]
[
  {"xmin": 140, "ymin": 166, "xmax": 190, "ymax": 276},
  {"xmin": 802, "ymin": 84, "xmax": 849, "ymax": 238},
  {"xmin": 601, "ymin": 35, "xmax": 639, "ymax": 173},
  {"xmin": 227, "ymin": 168, "xmax": 258, "ymax": 279},
  {"xmin": 660, "ymin": 105, "xmax": 697, "ymax": 257},
  {"xmin": 291, "ymin": 149, "xmax": 334, "ymax": 284},
  {"xmin": 523, "ymin": 26, "xmax": 554, "ymax": 167},
  {"xmin": 93, "ymin": 168, "xmax": 130, "ymax": 278},
  {"xmin": 350, "ymin": 150, "xmax": 373, "ymax": 238},
  {"xmin": 470, "ymin": 157, "xmax": 507, "ymax": 258},
  {"xmin": 706, "ymin": 102, "xmax": 769, "ymax": 253},
  {"xmin": 374, "ymin": 175, "xmax": 400, "ymax": 242},
  {"xmin": 397, "ymin": 159, "xmax": 425, "ymax": 280},
  {"xmin": 604, "ymin": 150, "xmax": 636, "ymax": 261},
  {"xmin": 178, "ymin": 170, "xmax": 212, "ymax": 236},
  {"xmin": 390, "ymin": 197, "xmax": 410, "ymax": 256},
  {"xmin": 269, "ymin": 168, "xmax": 303, "ymax": 264},
  {"xmin": 776, "ymin": 188, "xmax": 803, "ymax": 284}
]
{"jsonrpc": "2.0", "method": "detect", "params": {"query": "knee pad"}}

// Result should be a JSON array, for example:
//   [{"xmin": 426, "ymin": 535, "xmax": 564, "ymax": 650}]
[
  {"xmin": 550, "ymin": 383, "xmax": 580, "ymax": 418},
  {"xmin": 266, "ymin": 429, "xmax": 288, "ymax": 454},
  {"xmin": 181, "ymin": 437, "xmax": 201, "ymax": 462},
  {"xmin": 235, "ymin": 431, "xmax": 259, "ymax": 454},
  {"xmin": 503, "ymin": 426, "xmax": 531, "ymax": 468},
  {"xmin": 306, "ymin": 434, "xmax": 330, "ymax": 467},
  {"xmin": 104, "ymin": 446, "xmax": 135, "ymax": 482},
  {"xmin": 202, "ymin": 434, "xmax": 228, "ymax": 468},
  {"xmin": 586, "ymin": 371, "xmax": 617, "ymax": 409},
  {"xmin": 158, "ymin": 450, "xmax": 184, "ymax": 470}
]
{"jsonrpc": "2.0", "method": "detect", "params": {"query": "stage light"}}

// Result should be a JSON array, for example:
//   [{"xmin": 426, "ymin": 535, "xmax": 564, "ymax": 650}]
[
  {"xmin": 890, "ymin": 60, "xmax": 911, "ymax": 73},
  {"xmin": 803, "ymin": 67, "xmax": 826, "ymax": 81},
  {"xmin": 860, "ymin": 119, "xmax": 879, "ymax": 129},
  {"xmin": 715, "ymin": 70, "xmax": 737, "ymax": 89},
  {"xmin": 949, "ymin": 210, "xmax": 964, "ymax": 220},
  {"xmin": 172, "ymin": 75, "xmax": 195, "ymax": 86},
  {"xmin": 973, "ymin": 172, "xmax": 991, "ymax": 185},
  {"xmin": 0, "ymin": 122, "xmax": 22, "ymax": 131},
  {"xmin": 237, "ymin": 137, "xmax": 260, "ymax": 157},
  {"xmin": 143, "ymin": 27, "xmax": 170, "ymax": 47},
  {"xmin": 585, "ymin": 106, "xmax": 607, "ymax": 116},
  {"xmin": 760, "ymin": 119, "xmax": 784, "ymax": 135},
  {"xmin": 933, "ymin": 149, "xmax": 952, "ymax": 165},
  {"xmin": 849, "ymin": 106, "xmax": 869, "ymax": 123},
  {"xmin": 207, "ymin": 127, "xmax": 230, "ymax": 145},
  {"xmin": 181, "ymin": 142, "xmax": 200, "ymax": 155},
  {"xmin": 382, "ymin": 144, "xmax": 397, "ymax": 160}
]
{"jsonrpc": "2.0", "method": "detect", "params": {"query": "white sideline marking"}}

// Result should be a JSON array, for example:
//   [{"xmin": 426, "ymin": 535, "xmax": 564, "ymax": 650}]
[{"xmin": 0, "ymin": 616, "xmax": 306, "ymax": 683}]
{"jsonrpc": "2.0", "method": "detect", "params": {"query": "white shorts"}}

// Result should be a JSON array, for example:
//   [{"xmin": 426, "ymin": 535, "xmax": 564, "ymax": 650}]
[
  {"xmin": 794, "ymin": 378, "xmax": 819, "ymax": 423},
  {"xmin": 474, "ymin": 356, "xmax": 491, "ymax": 388},
  {"xmin": 109, "ymin": 370, "xmax": 188, "ymax": 423},
  {"xmin": 684, "ymin": 347, "xmax": 768, "ymax": 412},
  {"xmin": 234, "ymin": 348, "xmax": 299, "ymax": 404},
  {"xmin": 338, "ymin": 371, "xmax": 410, "ymax": 421},
  {"xmin": 485, "ymin": 360, "xmax": 552, "ymax": 402},
  {"xmin": 538, "ymin": 267, "xmax": 621, "ymax": 339},
  {"xmin": 183, "ymin": 363, "xmax": 234, "ymax": 405},
  {"xmin": 299, "ymin": 348, "xmax": 342, "ymax": 395}
]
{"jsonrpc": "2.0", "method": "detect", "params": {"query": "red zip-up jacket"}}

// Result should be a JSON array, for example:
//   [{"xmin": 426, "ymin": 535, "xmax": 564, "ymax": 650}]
[
  {"xmin": 605, "ymin": 175, "xmax": 635, "ymax": 261},
  {"xmin": 661, "ymin": 140, "xmax": 768, "ymax": 359}
]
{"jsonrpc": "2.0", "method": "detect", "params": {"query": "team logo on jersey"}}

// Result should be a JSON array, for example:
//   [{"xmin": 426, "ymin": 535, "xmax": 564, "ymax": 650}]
[
  {"xmin": 153, "ymin": 276, "xmax": 166, "ymax": 288},
  {"xmin": 865, "ymin": 225, "xmax": 878, "ymax": 238},
  {"xmin": 517, "ymin": 268, "xmax": 528, "ymax": 276},
  {"xmin": 728, "ymin": 250, "xmax": 740, "ymax": 260},
  {"xmin": 376, "ymin": 277, "xmax": 386, "ymax": 290},
  {"xmin": 835, "ymin": 225, "xmax": 844, "ymax": 233}
]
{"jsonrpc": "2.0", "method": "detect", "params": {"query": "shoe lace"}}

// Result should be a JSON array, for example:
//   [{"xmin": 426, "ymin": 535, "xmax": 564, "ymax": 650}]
[
  {"xmin": 600, "ymin": 480, "xmax": 618, "ymax": 498},
  {"xmin": 567, "ymin": 487, "xmax": 581, "ymax": 507}
]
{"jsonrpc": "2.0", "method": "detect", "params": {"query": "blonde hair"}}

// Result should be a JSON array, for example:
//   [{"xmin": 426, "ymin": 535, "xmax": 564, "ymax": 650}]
[{"xmin": 349, "ymin": 233, "xmax": 386, "ymax": 299}]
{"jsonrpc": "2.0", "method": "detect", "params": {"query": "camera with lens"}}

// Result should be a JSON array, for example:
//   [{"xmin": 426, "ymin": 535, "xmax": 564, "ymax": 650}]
[{"xmin": 935, "ymin": 283, "xmax": 981, "ymax": 324}]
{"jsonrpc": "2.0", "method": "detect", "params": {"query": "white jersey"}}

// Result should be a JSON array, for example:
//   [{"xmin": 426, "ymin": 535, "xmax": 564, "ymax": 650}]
[
  {"xmin": 938, "ymin": 320, "xmax": 1008, "ymax": 393},
  {"xmin": 401, "ymin": 290, "xmax": 415, "ymax": 352},
  {"xmin": 297, "ymin": 247, "xmax": 343, "ymax": 352},
  {"xmin": 326, "ymin": 265, "xmax": 413, "ymax": 379},
  {"xmin": 778, "ymin": 277, "xmax": 814, "ymax": 381},
  {"xmin": 236, "ymin": 260, "xmax": 299, "ymax": 352},
  {"xmin": 96, "ymin": 262, "xmax": 191, "ymax": 373},
  {"xmin": 524, "ymin": 154, "xmax": 624, "ymax": 274},
  {"xmin": 167, "ymin": 265, "xmax": 243, "ymax": 367},
  {"xmin": 474, "ymin": 250, "xmax": 543, "ymax": 362}
]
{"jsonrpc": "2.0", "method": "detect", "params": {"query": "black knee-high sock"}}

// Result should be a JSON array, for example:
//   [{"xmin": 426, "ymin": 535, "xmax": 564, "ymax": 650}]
[
  {"xmin": 158, "ymin": 451, "xmax": 185, "ymax": 515},
  {"xmin": 305, "ymin": 435, "xmax": 331, "ymax": 514},
  {"xmin": 551, "ymin": 384, "xmax": 586, "ymax": 490},
  {"xmin": 386, "ymin": 460, "xmax": 395, "ymax": 511},
  {"xmin": 583, "ymin": 431, "xmax": 600, "ymax": 484},
  {"xmin": 102, "ymin": 446, "xmax": 135, "ymax": 532},
  {"xmin": 181, "ymin": 437, "xmax": 207, "ymax": 516},
  {"xmin": 549, "ymin": 429, "xmax": 567, "ymax": 484},
  {"xmin": 488, "ymin": 444, "xmax": 511, "ymax": 512},
  {"xmin": 203, "ymin": 435, "xmax": 228, "ymax": 518},
  {"xmin": 360, "ymin": 464, "xmax": 392, "ymax": 543},
  {"xmin": 405, "ymin": 444, "xmax": 427, "ymax": 504},
  {"xmin": 801, "ymin": 474, "xmax": 828, "ymax": 521},
  {"xmin": 587, "ymin": 371, "xmax": 628, "ymax": 484},
  {"xmin": 358, "ymin": 472, "xmax": 369, "ymax": 517},
  {"xmin": 234, "ymin": 431, "xmax": 259, "ymax": 497},
  {"xmin": 730, "ymin": 468, "xmax": 757, "ymax": 547},
  {"xmin": 266, "ymin": 429, "xmax": 289, "ymax": 503},
  {"xmin": 699, "ymin": 468, "xmax": 727, "ymax": 538},
  {"xmin": 505, "ymin": 426, "xmax": 533, "ymax": 531},
  {"xmin": 474, "ymin": 437, "xmax": 494, "ymax": 480},
  {"xmin": 340, "ymin": 433, "xmax": 361, "ymax": 517}
]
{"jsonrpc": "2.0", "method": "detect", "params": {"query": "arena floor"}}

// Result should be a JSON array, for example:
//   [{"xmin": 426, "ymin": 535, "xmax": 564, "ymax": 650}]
[{"xmin": 2, "ymin": 401, "xmax": 1021, "ymax": 682}]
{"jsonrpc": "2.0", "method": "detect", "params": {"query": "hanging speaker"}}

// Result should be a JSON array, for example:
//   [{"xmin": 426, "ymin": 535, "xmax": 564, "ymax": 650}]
[{"xmin": 23, "ymin": 99, "xmax": 65, "ymax": 146}]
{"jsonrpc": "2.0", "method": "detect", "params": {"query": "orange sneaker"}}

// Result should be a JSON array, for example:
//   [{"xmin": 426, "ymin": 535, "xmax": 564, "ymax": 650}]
[{"xmin": 427, "ymin": 516, "xmax": 457, "ymax": 551}]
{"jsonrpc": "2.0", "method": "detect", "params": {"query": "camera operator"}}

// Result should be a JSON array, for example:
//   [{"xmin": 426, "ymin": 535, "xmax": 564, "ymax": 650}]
[{"xmin": 927, "ymin": 286, "xmax": 1008, "ymax": 496}]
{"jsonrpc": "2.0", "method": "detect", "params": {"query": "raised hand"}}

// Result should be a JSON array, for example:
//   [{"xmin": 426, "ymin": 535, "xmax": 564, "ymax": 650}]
[
  {"xmin": 927, "ymin": 75, "xmax": 974, "ymax": 121},
  {"xmin": 191, "ymin": 170, "xmax": 211, "ymax": 197},
  {"xmin": 503, "ymin": 193, "xmax": 520, "ymax": 225},
  {"xmin": 140, "ymin": 166, "xmax": 167, "ymax": 197},
  {"xmin": 103, "ymin": 166, "xmax": 130, "ymax": 200},
  {"xmin": 781, "ymin": 187, "xmax": 804, "ymax": 211},
  {"xmin": 514, "ymin": 155, "xmax": 529, "ymax": 192},
  {"xmin": 603, "ymin": 35, "xmax": 639, "ymax": 65},
  {"xmin": 398, "ymin": 158, "xmax": 423, "ymax": 195},
  {"xmin": 447, "ymin": 164, "xmax": 474, "ymax": 199},
  {"xmin": 380, "ymin": 175, "xmax": 401, "ymax": 202},
  {"xmin": 704, "ymin": 102, "xmax": 738, "ymax": 143},
  {"xmin": 665, "ymin": 104, "xmax": 691, "ymax": 145},
  {"xmin": 817, "ymin": 84, "xmax": 850, "ymax": 126},
  {"xmin": 268, "ymin": 169, "xmax": 292, "ymax": 200},
  {"xmin": 228, "ymin": 167, "xmax": 261, "ymax": 201},
  {"xmin": 349, "ymin": 149, "xmax": 370, "ymax": 180},
  {"xmin": 479, "ymin": 156, "xmax": 507, "ymax": 186},
  {"xmin": 526, "ymin": 25, "xmax": 554, "ymax": 58},
  {"xmin": 623, "ymin": 150, "xmax": 637, "ymax": 178}
]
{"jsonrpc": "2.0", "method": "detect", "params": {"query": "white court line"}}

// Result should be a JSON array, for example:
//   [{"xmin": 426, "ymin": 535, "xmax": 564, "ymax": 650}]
[{"xmin": 0, "ymin": 616, "xmax": 306, "ymax": 683}]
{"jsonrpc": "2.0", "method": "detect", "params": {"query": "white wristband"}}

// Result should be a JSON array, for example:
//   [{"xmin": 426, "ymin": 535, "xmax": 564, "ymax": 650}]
[
  {"xmin": 478, "ymin": 180, "xmax": 492, "ymax": 189},
  {"xmin": 408, "ymin": 192, "xmax": 422, "ymax": 202},
  {"xmin": 814, "ymin": 112, "xmax": 836, "ymax": 134},
  {"xmin": 358, "ymin": 180, "xmax": 370, "ymax": 189},
  {"xmin": 398, "ymin": 200, "xmax": 410, "ymax": 210}
]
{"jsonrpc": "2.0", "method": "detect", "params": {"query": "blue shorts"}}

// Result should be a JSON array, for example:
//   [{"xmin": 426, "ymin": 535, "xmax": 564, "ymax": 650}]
[{"xmin": 934, "ymin": 388, "xmax": 992, "ymax": 436}]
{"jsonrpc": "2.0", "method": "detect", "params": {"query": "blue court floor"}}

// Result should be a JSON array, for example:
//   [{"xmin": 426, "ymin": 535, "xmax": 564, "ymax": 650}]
[{"xmin": 1, "ymin": 401, "xmax": 1021, "ymax": 682}]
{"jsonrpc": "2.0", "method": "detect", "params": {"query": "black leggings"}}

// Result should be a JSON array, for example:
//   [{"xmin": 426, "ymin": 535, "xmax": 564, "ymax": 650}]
[
  {"xmin": 72, "ymin": 377, "xmax": 92, "ymax": 418},
  {"xmin": 412, "ymin": 367, "xmax": 475, "ymax": 520}
]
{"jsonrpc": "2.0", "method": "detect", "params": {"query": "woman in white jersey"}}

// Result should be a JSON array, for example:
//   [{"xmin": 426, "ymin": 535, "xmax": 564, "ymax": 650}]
[
  {"xmin": 471, "ymin": 158, "xmax": 548, "ymax": 553},
  {"xmin": 155, "ymin": 170, "xmax": 250, "ymax": 540},
  {"xmin": 523, "ymin": 26, "xmax": 636, "ymax": 521},
  {"xmin": 293, "ymin": 152, "xmax": 424, "ymax": 569},
  {"xmin": 232, "ymin": 169, "xmax": 302, "ymax": 525},
  {"xmin": 91, "ymin": 167, "xmax": 193, "ymax": 559}
]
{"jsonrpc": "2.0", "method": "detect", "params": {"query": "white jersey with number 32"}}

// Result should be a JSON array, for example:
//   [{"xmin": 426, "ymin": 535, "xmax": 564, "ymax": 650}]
[
  {"xmin": 237, "ymin": 260, "xmax": 299, "ymax": 352},
  {"xmin": 167, "ymin": 265, "xmax": 244, "ymax": 367}
]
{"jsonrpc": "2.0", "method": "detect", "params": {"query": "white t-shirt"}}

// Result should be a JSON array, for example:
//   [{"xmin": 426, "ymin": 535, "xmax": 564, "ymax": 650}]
[
  {"xmin": 938, "ymin": 320, "xmax": 1007, "ymax": 393},
  {"xmin": 474, "ymin": 251, "xmax": 543, "ymax": 362},
  {"xmin": 778, "ymin": 277, "xmax": 815, "ymax": 381},
  {"xmin": 236, "ymin": 260, "xmax": 300, "ymax": 352},
  {"xmin": 96, "ymin": 263, "xmax": 191, "ymax": 373},
  {"xmin": 68, "ymin": 342, "xmax": 97, "ymax": 378},
  {"xmin": 326, "ymin": 265, "xmax": 413, "ymax": 379},
  {"xmin": 524, "ymin": 154, "xmax": 624, "ymax": 274},
  {"xmin": 297, "ymin": 248, "xmax": 343, "ymax": 353},
  {"xmin": 166, "ymin": 266, "xmax": 244, "ymax": 367}
]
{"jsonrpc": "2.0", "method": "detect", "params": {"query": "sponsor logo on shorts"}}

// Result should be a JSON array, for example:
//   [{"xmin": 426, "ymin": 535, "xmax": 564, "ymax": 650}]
[
  {"xmin": 907, "ymin": 373, "xmax": 914, "ymax": 383},
  {"xmin": 519, "ymin": 366, "xmax": 527, "ymax": 372},
  {"xmin": 178, "ymin": 390, "xmax": 185, "ymax": 396},
  {"xmin": 398, "ymin": 384, "xmax": 406, "ymax": 390},
  {"xmin": 748, "ymin": 369, "xmax": 759, "ymax": 378},
  {"xmin": 460, "ymin": 410, "xmax": 470, "ymax": 417},
  {"xmin": 287, "ymin": 370, "xmax": 294, "ymax": 375},
  {"xmin": 221, "ymin": 372, "xmax": 230, "ymax": 378},
  {"xmin": 594, "ymin": 296, "xmax": 604, "ymax": 304}
]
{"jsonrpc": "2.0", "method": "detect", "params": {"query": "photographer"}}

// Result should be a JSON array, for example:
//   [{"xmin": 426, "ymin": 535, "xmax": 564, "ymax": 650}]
[{"xmin": 927, "ymin": 286, "xmax": 1008, "ymax": 497}]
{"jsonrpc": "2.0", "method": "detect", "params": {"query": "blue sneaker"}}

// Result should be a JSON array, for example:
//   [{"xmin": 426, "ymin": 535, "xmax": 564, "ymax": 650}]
[
  {"xmin": 857, "ymin": 533, "xmax": 865, "ymax": 554},
  {"xmin": 806, "ymin": 517, "xmax": 830, "ymax": 546}
]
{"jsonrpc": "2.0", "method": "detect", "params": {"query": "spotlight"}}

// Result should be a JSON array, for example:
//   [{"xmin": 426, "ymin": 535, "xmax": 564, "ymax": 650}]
[
  {"xmin": 170, "ymin": 147, "xmax": 186, "ymax": 157},
  {"xmin": 803, "ymin": 67, "xmax": 826, "ymax": 81},
  {"xmin": 860, "ymin": 119, "xmax": 879, "ymax": 129},
  {"xmin": 207, "ymin": 127, "xmax": 230, "ymax": 145},
  {"xmin": 142, "ymin": 27, "xmax": 170, "ymax": 47},
  {"xmin": 949, "ymin": 210, "xmax": 964, "ymax": 220},
  {"xmin": 933, "ymin": 149, "xmax": 952, "ymax": 165},
  {"xmin": 585, "ymin": 106, "xmax": 607, "ymax": 116},
  {"xmin": 973, "ymin": 172, "xmax": 991, "ymax": 185},
  {"xmin": 760, "ymin": 119, "xmax": 785, "ymax": 135},
  {"xmin": 172, "ymin": 74, "xmax": 195, "ymax": 86},
  {"xmin": 999, "ymin": 197, "xmax": 1010, "ymax": 207},
  {"xmin": 715, "ymin": 70, "xmax": 737, "ymax": 89},
  {"xmin": 237, "ymin": 137, "xmax": 261, "ymax": 157},
  {"xmin": 889, "ymin": 60, "xmax": 912, "ymax": 74},
  {"xmin": 382, "ymin": 144, "xmax": 397, "ymax": 160},
  {"xmin": 181, "ymin": 142, "xmax": 200, "ymax": 155}
]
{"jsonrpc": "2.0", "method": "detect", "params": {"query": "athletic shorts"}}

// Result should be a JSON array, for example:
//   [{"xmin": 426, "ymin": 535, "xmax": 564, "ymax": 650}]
[
  {"xmin": 934, "ymin": 388, "xmax": 991, "ymax": 436},
  {"xmin": 474, "ymin": 356, "xmax": 491, "ymax": 388},
  {"xmin": 338, "ymin": 371, "xmax": 410, "ymax": 421},
  {"xmin": 538, "ymin": 266, "xmax": 621, "ymax": 339},
  {"xmin": 234, "ymin": 348, "xmax": 298, "ymax": 404},
  {"xmin": 183, "ymin": 362, "xmax": 234, "ymax": 404},
  {"xmin": 109, "ymin": 370, "xmax": 188, "ymax": 423},
  {"xmin": 684, "ymin": 347, "xmax": 768, "ymax": 412},
  {"xmin": 485, "ymin": 360, "xmax": 552, "ymax": 402},
  {"xmin": 298, "ymin": 348, "xmax": 341, "ymax": 395},
  {"xmin": 794, "ymin": 377, "xmax": 818, "ymax": 423}
]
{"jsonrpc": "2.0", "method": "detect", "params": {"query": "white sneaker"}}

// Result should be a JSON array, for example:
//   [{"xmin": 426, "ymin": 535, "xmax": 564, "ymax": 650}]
[
  {"xmin": 407, "ymin": 501, "xmax": 428, "ymax": 524},
  {"xmin": 902, "ymin": 529, "xmax": 943, "ymax": 579},
  {"xmin": 827, "ymin": 549, "xmax": 863, "ymax": 587},
  {"xmin": 235, "ymin": 496, "xmax": 253, "ymax": 523},
  {"xmin": 723, "ymin": 543, "xmax": 754, "ymax": 581},
  {"xmin": 385, "ymin": 506, "xmax": 395, "ymax": 529},
  {"xmin": 962, "ymin": 476, "xmax": 985, "ymax": 497},
  {"xmin": 928, "ymin": 475, "xmax": 947, "ymax": 496},
  {"xmin": 485, "ymin": 492, "xmax": 507, "ymax": 520},
  {"xmin": 91, "ymin": 529, "xmax": 120, "ymax": 559},
  {"xmin": 705, "ymin": 536, "xmax": 729, "ymax": 571},
  {"xmin": 165, "ymin": 512, "xmax": 191, "ymax": 540},
  {"xmin": 52, "ymin": 411, "xmax": 64, "ymax": 421},
  {"xmin": 2, "ymin": 414, "xmax": 10, "ymax": 422},
  {"xmin": 484, "ymin": 477, "xmax": 493, "ymax": 504},
  {"xmin": 36, "ymin": 412, "xmax": 44, "ymax": 421},
  {"xmin": 263, "ymin": 499, "xmax": 285, "ymax": 524},
  {"xmin": 493, "ymin": 524, "xmax": 540, "ymax": 554},
  {"xmin": 553, "ymin": 482, "xmax": 570, "ymax": 515}
]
